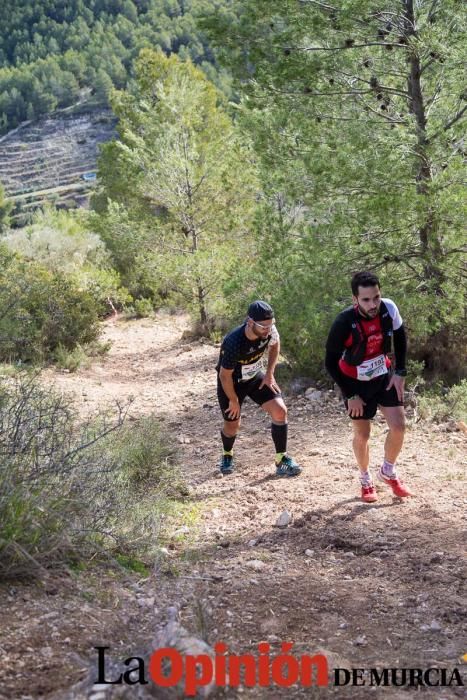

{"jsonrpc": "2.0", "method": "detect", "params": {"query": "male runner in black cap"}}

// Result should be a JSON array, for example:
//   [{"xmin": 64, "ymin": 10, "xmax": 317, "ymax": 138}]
[{"xmin": 216, "ymin": 300, "xmax": 301, "ymax": 477}]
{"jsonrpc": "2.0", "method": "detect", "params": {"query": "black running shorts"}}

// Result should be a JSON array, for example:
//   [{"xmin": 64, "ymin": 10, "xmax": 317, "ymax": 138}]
[
  {"xmin": 217, "ymin": 372, "xmax": 281, "ymax": 421},
  {"xmin": 343, "ymin": 372, "xmax": 403, "ymax": 420}
]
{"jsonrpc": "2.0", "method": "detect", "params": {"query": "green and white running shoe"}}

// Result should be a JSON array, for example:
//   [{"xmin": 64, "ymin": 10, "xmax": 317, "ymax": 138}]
[
  {"xmin": 220, "ymin": 454, "xmax": 234, "ymax": 475},
  {"xmin": 275, "ymin": 455, "xmax": 301, "ymax": 477}
]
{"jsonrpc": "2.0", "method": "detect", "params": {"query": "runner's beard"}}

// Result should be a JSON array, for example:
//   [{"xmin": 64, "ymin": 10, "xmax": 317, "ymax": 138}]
[
  {"xmin": 358, "ymin": 304, "xmax": 380, "ymax": 319},
  {"xmin": 252, "ymin": 327, "xmax": 269, "ymax": 339}
]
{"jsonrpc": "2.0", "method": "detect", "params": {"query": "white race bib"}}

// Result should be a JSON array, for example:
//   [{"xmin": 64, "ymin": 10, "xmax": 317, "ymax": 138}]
[
  {"xmin": 356, "ymin": 354, "xmax": 388, "ymax": 381},
  {"xmin": 241, "ymin": 358, "xmax": 263, "ymax": 382}
]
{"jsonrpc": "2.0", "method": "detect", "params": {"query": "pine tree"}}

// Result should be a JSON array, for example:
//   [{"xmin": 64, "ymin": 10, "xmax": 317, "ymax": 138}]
[
  {"xmin": 96, "ymin": 49, "xmax": 258, "ymax": 327},
  {"xmin": 207, "ymin": 0, "xmax": 467, "ymax": 375}
]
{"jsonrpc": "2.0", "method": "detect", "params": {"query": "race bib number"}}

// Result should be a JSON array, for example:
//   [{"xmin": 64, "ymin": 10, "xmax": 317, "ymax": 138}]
[
  {"xmin": 241, "ymin": 358, "xmax": 263, "ymax": 382},
  {"xmin": 356, "ymin": 354, "xmax": 388, "ymax": 381}
]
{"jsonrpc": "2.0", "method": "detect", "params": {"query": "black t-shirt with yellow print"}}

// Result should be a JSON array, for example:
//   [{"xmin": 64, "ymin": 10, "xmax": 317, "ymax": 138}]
[{"xmin": 216, "ymin": 323, "xmax": 280, "ymax": 383}]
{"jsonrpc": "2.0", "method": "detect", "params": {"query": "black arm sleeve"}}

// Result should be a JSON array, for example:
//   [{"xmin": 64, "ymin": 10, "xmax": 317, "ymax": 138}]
[
  {"xmin": 324, "ymin": 316, "xmax": 356, "ymax": 398},
  {"xmin": 324, "ymin": 350, "xmax": 355, "ymax": 398},
  {"xmin": 393, "ymin": 324, "xmax": 407, "ymax": 371}
]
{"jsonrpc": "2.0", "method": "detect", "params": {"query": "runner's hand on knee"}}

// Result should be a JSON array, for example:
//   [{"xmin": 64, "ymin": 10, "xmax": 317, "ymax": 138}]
[
  {"xmin": 387, "ymin": 374, "xmax": 405, "ymax": 402},
  {"xmin": 259, "ymin": 371, "xmax": 280, "ymax": 393},
  {"xmin": 226, "ymin": 399, "xmax": 241, "ymax": 420},
  {"xmin": 348, "ymin": 396, "xmax": 365, "ymax": 417}
]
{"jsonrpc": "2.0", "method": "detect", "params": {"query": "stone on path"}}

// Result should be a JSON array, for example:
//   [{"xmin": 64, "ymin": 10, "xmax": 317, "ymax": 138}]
[{"xmin": 275, "ymin": 510, "xmax": 292, "ymax": 528}]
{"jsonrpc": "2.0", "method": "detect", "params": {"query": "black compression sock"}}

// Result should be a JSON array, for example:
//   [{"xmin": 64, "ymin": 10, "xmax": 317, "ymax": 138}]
[
  {"xmin": 271, "ymin": 421, "xmax": 288, "ymax": 454},
  {"xmin": 221, "ymin": 430, "xmax": 236, "ymax": 453}
]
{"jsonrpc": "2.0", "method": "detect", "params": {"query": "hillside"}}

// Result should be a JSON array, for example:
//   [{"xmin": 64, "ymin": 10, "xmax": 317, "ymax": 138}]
[
  {"xmin": 0, "ymin": 314, "xmax": 464, "ymax": 698},
  {"xmin": 0, "ymin": 0, "xmax": 233, "ymax": 135},
  {"xmin": 0, "ymin": 108, "xmax": 116, "ymax": 221}
]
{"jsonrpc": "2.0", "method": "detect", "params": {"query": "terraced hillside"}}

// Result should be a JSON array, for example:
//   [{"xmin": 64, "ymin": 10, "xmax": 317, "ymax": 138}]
[{"xmin": 0, "ymin": 110, "xmax": 116, "ymax": 223}]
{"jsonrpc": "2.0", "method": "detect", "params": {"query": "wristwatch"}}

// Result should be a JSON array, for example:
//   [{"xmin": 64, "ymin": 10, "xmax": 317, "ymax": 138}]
[
  {"xmin": 394, "ymin": 369, "xmax": 407, "ymax": 377},
  {"xmin": 347, "ymin": 395, "xmax": 360, "ymax": 400}
]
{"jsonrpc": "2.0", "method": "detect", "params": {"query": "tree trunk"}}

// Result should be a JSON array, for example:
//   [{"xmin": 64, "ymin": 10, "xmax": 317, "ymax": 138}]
[
  {"xmin": 197, "ymin": 281, "xmax": 208, "ymax": 328},
  {"xmin": 403, "ymin": 0, "xmax": 445, "ymax": 294},
  {"xmin": 402, "ymin": 1, "xmax": 450, "ymax": 371}
]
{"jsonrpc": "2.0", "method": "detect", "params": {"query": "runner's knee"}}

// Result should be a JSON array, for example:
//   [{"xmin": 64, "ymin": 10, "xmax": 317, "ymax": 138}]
[
  {"xmin": 270, "ymin": 404, "xmax": 287, "ymax": 423},
  {"xmin": 223, "ymin": 419, "xmax": 240, "ymax": 436},
  {"xmin": 353, "ymin": 424, "xmax": 371, "ymax": 442},
  {"xmin": 389, "ymin": 418, "xmax": 405, "ymax": 435}
]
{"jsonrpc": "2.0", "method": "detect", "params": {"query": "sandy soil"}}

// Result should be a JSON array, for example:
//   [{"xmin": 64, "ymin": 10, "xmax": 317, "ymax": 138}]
[{"xmin": 0, "ymin": 313, "xmax": 465, "ymax": 699}]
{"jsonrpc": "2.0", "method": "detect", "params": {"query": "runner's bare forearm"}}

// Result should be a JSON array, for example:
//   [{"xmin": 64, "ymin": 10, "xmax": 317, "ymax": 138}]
[{"xmin": 266, "ymin": 342, "xmax": 280, "ymax": 375}]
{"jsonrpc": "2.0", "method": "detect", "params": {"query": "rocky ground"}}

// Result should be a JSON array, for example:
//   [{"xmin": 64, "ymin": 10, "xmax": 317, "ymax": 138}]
[{"xmin": 0, "ymin": 313, "xmax": 465, "ymax": 699}]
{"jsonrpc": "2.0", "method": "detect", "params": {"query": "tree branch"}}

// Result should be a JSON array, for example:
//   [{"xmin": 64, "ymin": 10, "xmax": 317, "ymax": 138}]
[
  {"xmin": 430, "ymin": 104, "xmax": 467, "ymax": 141},
  {"xmin": 337, "ymin": 70, "xmax": 409, "ymax": 95},
  {"xmin": 443, "ymin": 246, "xmax": 467, "ymax": 256},
  {"xmin": 420, "ymin": 57, "xmax": 436, "ymax": 74},
  {"xmin": 271, "ymin": 86, "xmax": 381, "ymax": 97},
  {"xmin": 289, "ymin": 42, "xmax": 408, "ymax": 53},
  {"xmin": 298, "ymin": 0, "xmax": 336, "ymax": 10},
  {"xmin": 427, "ymin": 0, "xmax": 441, "ymax": 23},
  {"xmin": 355, "ymin": 96, "xmax": 407, "ymax": 124},
  {"xmin": 425, "ymin": 84, "xmax": 443, "ymax": 109},
  {"xmin": 442, "ymin": 103, "xmax": 467, "ymax": 131}
]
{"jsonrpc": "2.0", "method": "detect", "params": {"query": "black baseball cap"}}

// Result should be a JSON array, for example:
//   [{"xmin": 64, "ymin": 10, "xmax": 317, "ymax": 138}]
[{"xmin": 247, "ymin": 300, "xmax": 274, "ymax": 322}]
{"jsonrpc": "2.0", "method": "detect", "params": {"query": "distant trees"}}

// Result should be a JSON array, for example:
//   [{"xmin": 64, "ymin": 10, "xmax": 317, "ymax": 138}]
[
  {"xmin": 0, "ymin": 55, "xmax": 81, "ymax": 130},
  {"xmin": 0, "ymin": 1, "xmax": 236, "ymax": 134}
]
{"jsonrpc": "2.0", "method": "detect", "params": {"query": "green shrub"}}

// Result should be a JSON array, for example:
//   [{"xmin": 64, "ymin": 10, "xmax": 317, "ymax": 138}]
[
  {"xmin": 134, "ymin": 298, "xmax": 154, "ymax": 318},
  {"xmin": 53, "ymin": 338, "xmax": 113, "ymax": 372},
  {"xmin": 0, "ymin": 374, "xmax": 189, "ymax": 578},
  {"xmin": 418, "ymin": 380, "xmax": 467, "ymax": 423},
  {"xmin": 0, "ymin": 245, "xmax": 100, "ymax": 362},
  {"xmin": 0, "ymin": 374, "xmax": 117, "ymax": 576},
  {"xmin": 53, "ymin": 344, "xmax": 90, "ymax": 372},
  {"xmin": 101, "ymin": 415, "xmax": 193, "ymax": 557},
  {"xmin": 86, "ymin": 339, "xmax": 113, "ymax": 357},
  {"xmin": 107, "ymin": 416, "xmax": 186, "ymax": 496},
  {"xmin": 2, "ymin": 206, "xmax": 106, "ymax": 272},
  {"xmin": 3, "ymin": 207, "xmax": 132, "ymax": 318}
]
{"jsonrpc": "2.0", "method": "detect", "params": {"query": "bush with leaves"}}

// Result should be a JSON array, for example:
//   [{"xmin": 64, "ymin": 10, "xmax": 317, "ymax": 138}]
[
  {"xmin": 2, "ymin": 207, "xmax": 131, "ymax": 317},
  {"xmin": 0, "ymin": 181, "xmax": 12, "ymax": 233},
  {"xmin": 53, "ymin": 344, "xmax": 90, "ymax": 373},
  {"xmin": 133, "ymin": 298, "xmax": 154, "ymax": 318},
  {"xmin": 417, "ymin": 380, "xmax": 467, "ymax": 424},
  {"xmin": 0, "ymin": 245, "xmax": 100, "ymax": 363},
  {"xmin": 0, "ymin": 373, "xmax": 125, "ymax": 576},
  {"xmin": 0, "ymin": 374, "xmax": 188, "ymax": 578}
]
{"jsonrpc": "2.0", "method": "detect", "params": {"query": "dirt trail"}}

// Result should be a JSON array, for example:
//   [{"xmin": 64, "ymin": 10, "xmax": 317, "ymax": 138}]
[{"xmin": 0, "ymin": 314, "xmax": 465, "ymax": 699}]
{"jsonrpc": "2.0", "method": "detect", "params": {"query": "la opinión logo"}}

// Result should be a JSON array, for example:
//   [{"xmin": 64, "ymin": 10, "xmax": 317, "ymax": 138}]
[
  {"xmin": 94, "ymin": 645, "xmax": 465, "ymax": 696},
  {"xmin": 94, "ymin": 643, "xmax": 328, "ymax": 695}
]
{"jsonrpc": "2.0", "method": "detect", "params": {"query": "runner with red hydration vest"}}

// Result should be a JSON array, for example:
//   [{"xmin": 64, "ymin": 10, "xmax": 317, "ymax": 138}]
[{"xmin": 325, "ymin": 271, "xmax": 413, "ymax": 503}]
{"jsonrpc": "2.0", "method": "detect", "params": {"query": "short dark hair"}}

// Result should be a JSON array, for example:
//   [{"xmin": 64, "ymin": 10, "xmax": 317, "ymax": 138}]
[{"xmin": 351, "ymin": 271, "xmax": 380, "ymax": 296}]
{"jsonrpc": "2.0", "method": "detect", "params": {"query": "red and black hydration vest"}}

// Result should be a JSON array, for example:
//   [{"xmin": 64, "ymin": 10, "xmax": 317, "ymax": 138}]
[{"xmin": 342, "ymin": 300, "xmax": 393, "ymax": 366}]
